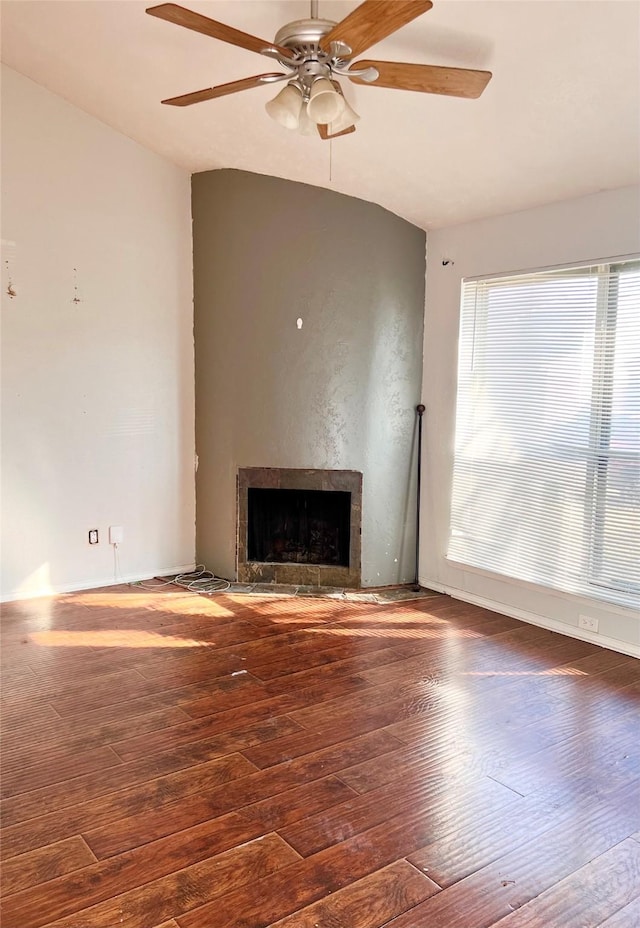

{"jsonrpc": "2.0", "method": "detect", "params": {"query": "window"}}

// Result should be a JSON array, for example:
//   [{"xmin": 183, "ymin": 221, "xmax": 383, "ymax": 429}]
[{"xmin": 449, "ymin": 258, "xmax": 639, "ymax": 610}]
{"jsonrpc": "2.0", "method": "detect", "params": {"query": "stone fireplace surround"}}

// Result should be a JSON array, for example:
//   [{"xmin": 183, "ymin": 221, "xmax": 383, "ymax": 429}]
[{"xmin": 237, "ymin": 467, "xmax": 362, "ymax": 588}]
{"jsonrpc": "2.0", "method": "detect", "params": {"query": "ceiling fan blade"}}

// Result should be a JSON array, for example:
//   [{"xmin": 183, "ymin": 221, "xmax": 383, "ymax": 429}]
[
  {"xmin": 320, "ymin": 1, "xmax": 432, "ymax": 58},
  {"xmin": 349, "ymin": 60, "xmax": 492, "ymax": 98},
  {"xmin": 317, "ymin": 123, "xmax": 357, "ymax": 140},
  {"xmin": 162, "ymin": 74, "xmax": 285, "ymax": 107},
  {"xmin": 146, "ymin": 3, "xmax": 294, "ymax": 59}
]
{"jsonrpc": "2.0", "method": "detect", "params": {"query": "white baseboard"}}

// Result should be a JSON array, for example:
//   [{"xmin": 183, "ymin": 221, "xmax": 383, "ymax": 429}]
[
  {"xmin": 420, "ymin": 578, "xmax": 640, "ymax": 660},
  {"xmin": 1, "ymin": 564, "xmax": 197, "ymax": 604}
]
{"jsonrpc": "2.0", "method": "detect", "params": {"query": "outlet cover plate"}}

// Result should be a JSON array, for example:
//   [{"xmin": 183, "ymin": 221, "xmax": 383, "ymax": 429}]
[{"xmin": 578, "ymin": 614, "xmax": 599, "ymax": 633}]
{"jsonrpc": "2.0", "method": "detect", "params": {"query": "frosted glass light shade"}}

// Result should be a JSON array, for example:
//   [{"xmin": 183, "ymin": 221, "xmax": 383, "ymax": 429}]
[
  {"xmin": 306, "ymin": 78, "xmax": 346, "ymax": 125},
  {"xmin": 297, "ymin": 104, "xmax": 317, "ymax": 136},
  {"xmin": 329, "ymin": 98, "xmax": 360, "ymax": 134},
  {"xmin": 265, "ymin": 83, "xmax": 303, "ymax": 129}
]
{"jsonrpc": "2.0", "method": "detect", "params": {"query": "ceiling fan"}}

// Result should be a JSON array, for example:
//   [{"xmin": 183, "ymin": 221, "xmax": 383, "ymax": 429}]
[{"xmin": 147, "ymin": 0, "xmax": 492, "ymax": 139}]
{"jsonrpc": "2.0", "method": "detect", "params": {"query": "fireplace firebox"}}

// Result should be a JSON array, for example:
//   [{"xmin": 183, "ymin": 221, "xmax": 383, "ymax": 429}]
[
  {"xmin": 237, "ymin": 468, "xmax": 362, "ymax": 587},
  {"xmin": 248, "ymin": 488, "xmax": 351, "ymax": 566}
]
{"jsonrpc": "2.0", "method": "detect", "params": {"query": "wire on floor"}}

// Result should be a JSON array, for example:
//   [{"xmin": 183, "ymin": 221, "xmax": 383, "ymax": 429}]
[{"xmin": 131, "ymin": 565, "xmax": 231, "ymax": 595}]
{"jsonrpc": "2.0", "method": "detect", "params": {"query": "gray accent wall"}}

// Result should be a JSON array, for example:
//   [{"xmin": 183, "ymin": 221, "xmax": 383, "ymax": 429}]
[{"xmin": 193, "ymin": 169, "xmax": 425, "ymax": 586}]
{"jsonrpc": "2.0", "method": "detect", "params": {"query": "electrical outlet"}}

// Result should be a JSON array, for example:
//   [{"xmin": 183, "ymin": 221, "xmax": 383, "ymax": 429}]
[
  {"xmin": 578, "ymin": 614, "xmax": 599, "ymax": 633},
  {"xmin": 88, "ymin": 529, "xmax": 99, "ymax": 545}
]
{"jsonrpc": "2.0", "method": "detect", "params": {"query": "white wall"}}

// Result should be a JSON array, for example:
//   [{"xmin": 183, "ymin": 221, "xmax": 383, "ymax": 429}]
[
  {"xmin": 1, "ymin": 66, "xmax": 195, "ymax": 600},
  {"xmin": 421, "ymin": 186, "xmax": 640, "ymax": 657}
]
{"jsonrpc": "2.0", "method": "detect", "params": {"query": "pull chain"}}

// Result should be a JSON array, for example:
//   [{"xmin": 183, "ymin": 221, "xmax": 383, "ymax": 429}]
[{"xmin": 329, "ymin": 138, "xmax": 333, "ymax": 183}]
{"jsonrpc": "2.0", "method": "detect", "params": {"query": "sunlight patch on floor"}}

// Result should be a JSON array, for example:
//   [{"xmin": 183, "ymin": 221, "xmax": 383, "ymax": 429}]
[
  {"xmin": 29, "ymin": 629, "xmax": 214, "ymax": 649},
  {"xmin": 68, "ymin": 591, "xmax": 236, "ymax": 618},
  {"xmin": 303, "ymin": 626, "xmax": 483, "ymax": 640},
  {"xmin": 461, "ymin": 667, "xmax": 588, "ymax": 676}
]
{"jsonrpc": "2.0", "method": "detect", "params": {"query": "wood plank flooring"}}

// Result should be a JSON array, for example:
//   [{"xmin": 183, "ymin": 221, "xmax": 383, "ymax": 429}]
[{"xmin": 1, "ymin": 584, "xmax": 639, "ymax": 927}]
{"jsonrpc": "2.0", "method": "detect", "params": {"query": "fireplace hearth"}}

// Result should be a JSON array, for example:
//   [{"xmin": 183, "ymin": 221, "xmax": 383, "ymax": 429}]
[{"xmin": 237, "ymin": 468, "xmax": 362, "ymax": 587}]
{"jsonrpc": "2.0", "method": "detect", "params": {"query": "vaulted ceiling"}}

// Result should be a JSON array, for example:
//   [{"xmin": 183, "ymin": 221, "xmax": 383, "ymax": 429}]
[{"xmin": 2, "ymin": 1, "xmax": 639, "ymax": 229}]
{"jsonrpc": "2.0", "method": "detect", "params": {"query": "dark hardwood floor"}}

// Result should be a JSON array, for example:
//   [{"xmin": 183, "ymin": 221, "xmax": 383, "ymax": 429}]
[{"xmin": 1, "ymin": 584, "xmax": 639, "ymax": 927}]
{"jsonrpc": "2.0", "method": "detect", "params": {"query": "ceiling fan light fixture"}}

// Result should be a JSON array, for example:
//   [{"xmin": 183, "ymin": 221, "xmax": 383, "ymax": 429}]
[
  {"xmin": 328, "ymin": 97, "xmax": 360, "ymax": 135},
  {"xmin": 306, "ymin": 77, "xmax": 346, "ymax": 125},
  {"xmin": 265, "ymin": 82, "xmax": 303, "ymax": 129}
]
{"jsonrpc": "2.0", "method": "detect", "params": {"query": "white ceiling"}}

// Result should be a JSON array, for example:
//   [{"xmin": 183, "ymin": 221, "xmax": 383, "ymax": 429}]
[{"xmin": 2, "ymin": 0, "xmax": 639, "ymax": 229}]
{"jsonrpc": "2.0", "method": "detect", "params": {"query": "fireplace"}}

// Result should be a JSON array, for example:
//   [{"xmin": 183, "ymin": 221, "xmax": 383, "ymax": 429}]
[{"xmin": 237, "ymin": 468, "xmax": 362, "ymax": 587}]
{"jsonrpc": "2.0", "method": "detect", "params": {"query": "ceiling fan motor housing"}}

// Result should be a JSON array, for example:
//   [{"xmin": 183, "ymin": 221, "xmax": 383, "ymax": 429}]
[
  {"xmin": 273, "ymin": 18, "xmax": 338, "ymax": 53},
  {"xmin": 268, "ymin": 18, "xmax": 374, "ymax": 93}
]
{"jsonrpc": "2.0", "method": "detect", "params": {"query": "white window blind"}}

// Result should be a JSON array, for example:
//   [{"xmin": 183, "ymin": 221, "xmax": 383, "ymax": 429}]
[{"xmin": 449, "ymin": 258, "xmax": 640, "ymax": 610}]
